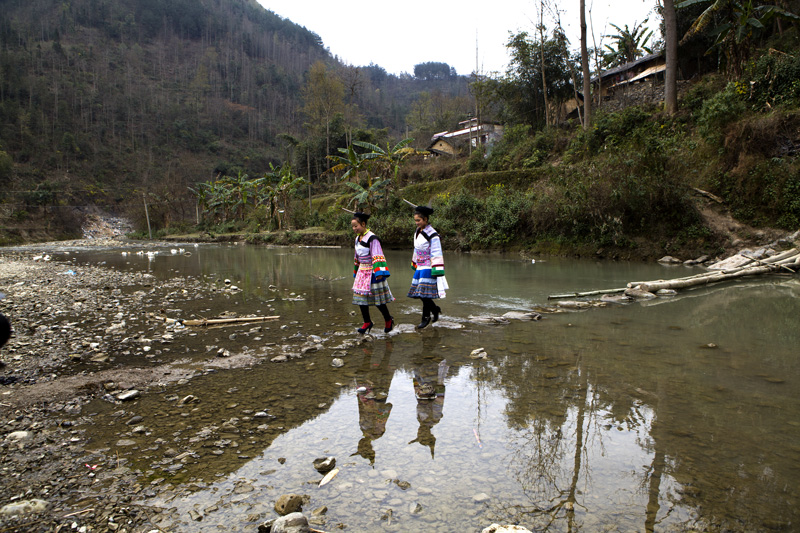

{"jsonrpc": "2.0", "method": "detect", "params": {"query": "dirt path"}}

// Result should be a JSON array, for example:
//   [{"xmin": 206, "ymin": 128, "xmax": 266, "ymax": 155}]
[{"xmin": 691, "ymin": 188, "xmax": 791, "ymax": 253}]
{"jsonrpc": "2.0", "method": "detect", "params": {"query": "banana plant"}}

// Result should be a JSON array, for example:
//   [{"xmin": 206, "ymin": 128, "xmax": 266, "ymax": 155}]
[
  {"xmin": 329, "ymin": 138, "xmax": 423, "ymax": 211},
  {"xmin": 677, "ymin": 0, "xmax": 800, "ymax": 76},
  {"xmin": 188, "ymin": 182, "xmax": 211, "ymax": 224},
  {"xmin": 267, "ymin": 163, "xmax": 305, "ymax": 230},
  {"xmin": 327, "ymin": 143, "xmax": 368, "ymax": 183},
  {"xmin": 602, "ymin": 19, "xmax": 654, "ymax": 67}
]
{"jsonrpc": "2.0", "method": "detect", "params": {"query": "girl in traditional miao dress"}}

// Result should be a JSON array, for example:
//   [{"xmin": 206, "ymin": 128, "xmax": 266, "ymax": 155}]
[
  {"xmin": 351, "ymin": 212, "xmax": 395, "ymax": 334},
  {"xmin": 407, "ymin": 205, "xmax": 448, "ymax": 329}
]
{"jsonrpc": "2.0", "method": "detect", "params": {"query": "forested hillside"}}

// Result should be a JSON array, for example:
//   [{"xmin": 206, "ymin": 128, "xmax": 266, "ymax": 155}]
[{"xmin": 0, "ymin": 0, "xmax": 472, "ymax": 241}]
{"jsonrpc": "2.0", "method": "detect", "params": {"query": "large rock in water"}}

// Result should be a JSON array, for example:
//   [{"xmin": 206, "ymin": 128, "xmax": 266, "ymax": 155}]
[
  {"xmin": 624, "ymin": 287, "xmax": 656, "ymax": 299},
  {"xmin": 0, "ymin": 499, "xmax": 49, "ymax": 516},
  {"xmin": 274, "ymin": 494, "xmax": 304, "ymax": 515},
  {"xmin": 270, "ymin": 512, "xmax": 310, "ymax": 533},
  {"xmin": 501, "ymin": 311, "xmax": 542, "ymax": 321}
]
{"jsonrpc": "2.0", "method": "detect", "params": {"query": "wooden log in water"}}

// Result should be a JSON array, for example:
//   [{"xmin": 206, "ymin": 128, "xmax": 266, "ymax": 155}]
[
  {"xmin": 547, "ymin": 287, "xmax": 627, "ymax": 300},
  {"xmin": 638, "ymin": 261, "xmax": 796, "ymax": 293},
  {"xmin": 182, "ymin": 316, "xmax": 280, "ymax": 326},
  {"xmin": 550, "ymin": 249, "xmax": 799, "ymax": 300},
  {"xmin": 627, "ymin": 250, "xmax": 800, "ymax": 288}
]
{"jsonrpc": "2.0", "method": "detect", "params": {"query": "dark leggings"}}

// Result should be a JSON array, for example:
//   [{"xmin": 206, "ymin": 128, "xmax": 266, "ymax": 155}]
[
  {"xmin": 421, "ymin": 298, "xmax": 438, "ymax": 317},
  {"xmin": 360, "ymin": 304, "xmax": 391, "ymax": 323}
]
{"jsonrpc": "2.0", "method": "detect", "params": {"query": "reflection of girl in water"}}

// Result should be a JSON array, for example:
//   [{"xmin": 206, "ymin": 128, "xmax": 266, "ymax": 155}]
[
  {"xmin": 410, "ymin": 359, "xmax": 448, "ymax": 458},
  {"xmin": 353, "ymin": 343, "xmax": 395, "ymax": 465},
  {"xmin": 355, "ymin": 389, "xmax": 392, "ymax": 465},
  {"xmin": 350, "ymin": 212, "xmax": 394, "ymax": 335}
]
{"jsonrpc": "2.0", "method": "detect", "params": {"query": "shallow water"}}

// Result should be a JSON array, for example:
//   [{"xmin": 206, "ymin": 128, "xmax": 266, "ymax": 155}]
[{"xmin": 50, "ymin": 244, "xmax": 800, "ymax": 531}]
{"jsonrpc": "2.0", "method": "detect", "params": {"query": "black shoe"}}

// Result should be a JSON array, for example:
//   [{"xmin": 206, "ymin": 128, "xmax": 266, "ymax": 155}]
[
  {"xmin": 432, "ymin": 305, "xmax": 441, "ymax": 323},
  {"xmin": 417, "ymin": 316, "xmax": 431, "ymax": 330},
  {"xmin": 384, "ymin": 317, "xmax": 394, "ymax": 333},
  {"xmin": 357, "ymin": 321, "xmax": 373, "ymax": 334}
]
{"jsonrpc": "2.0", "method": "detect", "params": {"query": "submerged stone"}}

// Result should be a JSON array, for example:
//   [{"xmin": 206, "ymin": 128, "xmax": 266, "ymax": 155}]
[
  {"xmin": 312, "ymin": 456, "xmax": 336, "ymax": 473},
  {"xmin": 274, "ymin": 494, "xmax": 304, "ymax": 516}
]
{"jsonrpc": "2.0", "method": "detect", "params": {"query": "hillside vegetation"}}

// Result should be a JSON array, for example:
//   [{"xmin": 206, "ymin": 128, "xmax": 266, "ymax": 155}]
[
  {"xmin": 1, "ymin": 0, "xmax": 799, "ymax": 261},
  {"xmin": 0, "ymin": 0, "xmax": 471, "ymax": 243},
  {"xmin": 189, "ymin": 33, "xmax": 800, "ymax": 261}
]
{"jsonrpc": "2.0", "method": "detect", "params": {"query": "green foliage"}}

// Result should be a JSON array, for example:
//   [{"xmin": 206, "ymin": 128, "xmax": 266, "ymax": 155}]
[
  {"xmin": 413, "ymin": 62, "xmax": 457, "ymax": 80},
  {"xmin": 486, "ymin": 125, "xmax": 554, "ymax": 171},
  {"xmin": 328, "ymin": 138, "xmax": 421, "ymax": 211},
  {"xmin": 677, "ymin": 0, "xmax": 800, "ymax": 77},
  {"xmin": 745, "ymin": 52, "xmax": 800, "ymax": 108},
  {"xmin": 566, "ymin": 107, "xmax": 651, "ymax": 159},
  {"xmin": 681, "ymin": 74, "xmax": 727, "ymax": 112},
  {"xmin": 22, "ymin": 182, "xmax": 60, "ymax": 206},
  {"xmin": 721, "ymin": 158, "xmax": 800, "ymax": 228},
  {"xmin": 495, "ymin": 30, "xmax": 581, "ymax": 127},
  {"xmin": 466, "ymin": 146, "xmax": 488, "ymax": 172},
  {"xmin": 0, "ymin": 150, "xmax": 12, "ymax": 183},
  {"xmin": 696, "ymin": 82, "xmax": 747, "ymax": 140}
]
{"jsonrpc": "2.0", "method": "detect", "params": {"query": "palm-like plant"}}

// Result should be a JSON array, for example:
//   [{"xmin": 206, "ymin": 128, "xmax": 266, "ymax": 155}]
[
  {"xmin": 328, "ymin": 138, "xmax": 422, "ymax": 212},
  {"xmin": 603, "ymin": 19, "xmax": 654, "ymax": 67},
  {"xmin": 327, "ymin": 144, "xmax": 368, "ymax": 183},
  {"xmin": 677, "ymin": 0, "xmax": 800, "ymax": 77},
  {"xmin": 188, "ymin": 182, "xmax": 211, "ymax": 224}
]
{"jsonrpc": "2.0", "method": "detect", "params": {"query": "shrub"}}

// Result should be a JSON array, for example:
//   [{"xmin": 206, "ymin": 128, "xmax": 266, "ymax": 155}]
[
  {"xmin": 696, "ymin": 82, "xmax": 747, "ymax": 142},
  {"xmin": 433, "ymin": 186, "xmax": 532, "ymax": 249},
  {"xmin": 746, "ymin": 52, "xmax": 800, "ymax": 109},
  {"xmin": 565, "ymin": 107, "xmax": 651, "ymax": 160}
]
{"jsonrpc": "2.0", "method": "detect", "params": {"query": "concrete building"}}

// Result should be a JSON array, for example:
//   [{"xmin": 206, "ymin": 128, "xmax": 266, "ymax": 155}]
[{"xmin": 427, "ymin": 118, "xmax": 504, "ymax": 156}]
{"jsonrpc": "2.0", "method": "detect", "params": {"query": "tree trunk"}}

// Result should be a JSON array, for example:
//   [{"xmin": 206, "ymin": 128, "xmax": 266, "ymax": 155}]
[
  {"xmin": 580, "ymin": 0, "xmax": 592, "ymax": 128},
  {"xmin": 663, "ymin": 0, "xmax": 678, "ymax": 114},
  {"xmin": 539, "ymin": 0, "xmax": 550, "ymax": 126}
]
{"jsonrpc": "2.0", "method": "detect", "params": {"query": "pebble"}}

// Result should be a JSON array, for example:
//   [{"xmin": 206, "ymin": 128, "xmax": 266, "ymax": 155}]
[{"xmin": 116, "ymin": 389, "xmax": 141, "ymax": 401}]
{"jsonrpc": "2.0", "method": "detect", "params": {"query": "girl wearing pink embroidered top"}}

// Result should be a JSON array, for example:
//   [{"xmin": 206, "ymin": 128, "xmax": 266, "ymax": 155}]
[
  {"xmin": 407, "ymin": 205, "xmax": 448, "ymax": 329},
  {"xmin": 351, "ymin": 212, "xmax": 395, "ymax": 335}
]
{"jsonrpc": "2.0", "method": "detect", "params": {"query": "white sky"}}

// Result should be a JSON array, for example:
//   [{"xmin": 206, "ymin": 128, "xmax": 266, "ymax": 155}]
[{"xmin": 256, "ymin": 0, "xmax": 659, "ymax": 76}]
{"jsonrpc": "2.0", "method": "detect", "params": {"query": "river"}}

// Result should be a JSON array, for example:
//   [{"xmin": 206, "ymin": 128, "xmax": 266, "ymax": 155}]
[{"xmin": 58, "ymin": 243, "xmax": 800, "ymax": 531}]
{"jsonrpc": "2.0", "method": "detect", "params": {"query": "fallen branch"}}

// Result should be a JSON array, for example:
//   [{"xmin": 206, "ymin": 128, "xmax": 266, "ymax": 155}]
[
  {"xmin": 692, "ymin": 187, "xmax": 724, "ymax": 204},
  {"xmin": 63, "ymin": 508, "xmax": 95, "ymax": 518}
]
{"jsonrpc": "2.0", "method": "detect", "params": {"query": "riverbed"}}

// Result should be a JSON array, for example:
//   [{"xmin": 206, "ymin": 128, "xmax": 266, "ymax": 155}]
[{"xmin": 1, "ymin": 241, "xmax": 799, "ymax": 532}]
